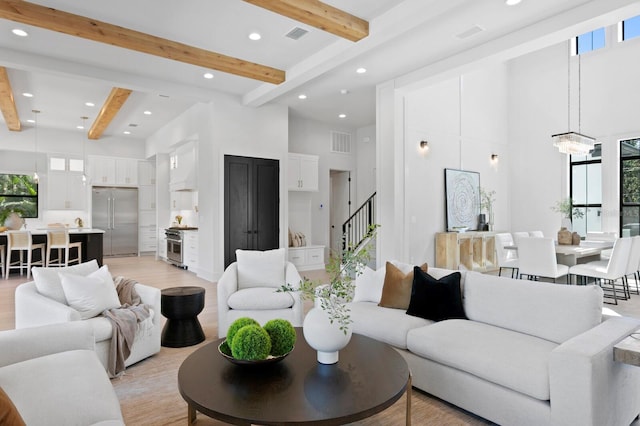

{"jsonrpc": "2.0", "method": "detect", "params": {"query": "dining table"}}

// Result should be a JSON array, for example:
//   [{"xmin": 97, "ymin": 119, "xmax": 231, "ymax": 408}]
[{"xmin": 505, "ymin": 239, "xmax": 614, "ymax": 266}]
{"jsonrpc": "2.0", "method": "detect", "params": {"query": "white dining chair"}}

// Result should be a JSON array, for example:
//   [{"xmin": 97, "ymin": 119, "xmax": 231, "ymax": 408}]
[
  {"xmin": 623, "ymin": 235, "xmax": 640, "ymax": 297},
  {"xmin": 569, "ymin": 237, "xmax": 632, "ymax": 305},
  {"xmin": 517, "ymin": 237, "xmax": 569, "ymax": 283},
  {"xmin": 511, "ymin": 232, "xmax": 530, "ymax": 247},
  {"xmin": 585, "ymin": 231, "xmax": 617, "ymax": 261},
  {"xmin": 495, "ymin": 233, "xmax": 518, "ymax": 278},
  {"xmin": 528, "ymin": 230, "xmax": 544, "ymax": 238}
]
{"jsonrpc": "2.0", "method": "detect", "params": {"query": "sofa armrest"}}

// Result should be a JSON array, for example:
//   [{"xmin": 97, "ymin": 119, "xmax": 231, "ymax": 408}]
[
  {"xmin": 134, "ymin": 283, "xmax": 162, "ymax": 326},
  {"xmin": 0, "ymin": 322, "xmax": 94, "ymax": 368},
  {"xmin": 217, "ymin": 262, "xmax": 239, "ymax": 335},
  {"xmin": 15, "ymin": 282, "xmax": 81, "ymax": 329},
  {"xmin": 549, "ymin": 316, "xmax": 640, "ymax": 426},
  {"xmin": 285, "ymin": 262, "xmax": 303, "ymax": 326}
]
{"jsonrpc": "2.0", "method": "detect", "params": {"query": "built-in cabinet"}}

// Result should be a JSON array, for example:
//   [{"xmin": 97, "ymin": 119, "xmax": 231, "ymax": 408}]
[
  {"xmin": 288, "ymin": 153, "xmax": 318, "ymax": 191},
  {"xmin": 88, "ymin": 156, "xmax": 138, "ymax": 186},
  {"xmin": 169, "ymin": 141, "xmax": 197, "ymax": 191},
  {"xmin": 435, "ymin": 232, "xmax": 497, "ymax": 272},
  {"xmin": 288, "ymin": 245, "xmax": 325, "ymax": 271},
  {"xmin": 138, "ymin": 160, "xmax": 157, "ymax": 253},
  {"xmin": 183, "ymin": 230, "xmax": 199, "ymax": 272},
  {"xmin": 47, "ymin": 154, "xmax": 87, "ymax": 210},
  {"xmin": 170, "ymin": 191, "xmax": 196, "ymax": 210}
]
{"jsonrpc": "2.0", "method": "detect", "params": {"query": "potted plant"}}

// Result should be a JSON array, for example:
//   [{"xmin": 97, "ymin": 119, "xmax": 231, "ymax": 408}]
[
  {"xmin": 551, "ymin": 198, "xmax": 584, "ymax": 229},
  {"xmin": 281, "ymin": 224, "xmax": 378, "ymax": 364}
]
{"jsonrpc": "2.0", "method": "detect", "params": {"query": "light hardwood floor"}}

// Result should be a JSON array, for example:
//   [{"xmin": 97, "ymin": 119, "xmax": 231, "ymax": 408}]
[{"xmin": 2, "ymin": 256, "xmax": 639, "ymax": 425}]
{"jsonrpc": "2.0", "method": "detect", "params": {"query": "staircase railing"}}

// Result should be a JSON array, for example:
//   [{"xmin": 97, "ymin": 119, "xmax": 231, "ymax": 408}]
[{"xmin": 342, "ymin": 192, "xmax": 376, "ymax": 251}]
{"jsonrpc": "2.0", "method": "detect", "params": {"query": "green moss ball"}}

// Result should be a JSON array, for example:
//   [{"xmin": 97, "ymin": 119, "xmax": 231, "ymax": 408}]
[
  {"xmin": 263, "ymin": 319, "xmax": 296, "ymax": 356},
  {"xmin": 230, "ymin": 325, "xmax": 272, "ymax": 360},
  {"xmin": 227, "ymin": 317, "xmax": 260, "ymax": 347}
]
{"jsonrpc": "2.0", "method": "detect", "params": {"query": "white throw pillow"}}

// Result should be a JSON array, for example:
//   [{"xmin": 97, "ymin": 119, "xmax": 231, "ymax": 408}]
[
  {"xmin": 352, "ymin": 266, "xmax": 386, "ymax": 303},
  {"xmin": 32, "ymin": 260, "xmax": 100, "ymax": 304},
  {"xmin": 59, "ymin": 265, "xmax": 121, "ymax": 319},
  {"xmin": 236, "ymin": 248, "xmax": 286, "ymax": 289}
]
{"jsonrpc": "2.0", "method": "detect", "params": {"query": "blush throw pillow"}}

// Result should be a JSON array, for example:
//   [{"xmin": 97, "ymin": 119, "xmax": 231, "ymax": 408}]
[
  {"xmin": 59, "ymin": 265, "xmax": 121, "ymax": 319},
  {"xmin": 406, "ymin": 268, "xmax": 466, "ymax": 322},
  {"xmin": 378, "ymin": 262, "xmax": 428, "ymax": 309}
]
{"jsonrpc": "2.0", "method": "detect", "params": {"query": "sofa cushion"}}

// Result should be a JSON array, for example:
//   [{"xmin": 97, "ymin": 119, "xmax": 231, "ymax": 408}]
[
  {"xmin": 352, "ymin": 266, "xmax": 386, "ymax": 303},
  {"xmin": 0, "ymin": 386, "xmax": 25, "ymax": 426},
  {"xmin": 32, "ymin": 260, "xmax": 100, "ymax": 304},
  {"xmin": 406, "ymin": 269, "xmax": 466, "ymax": 321},
  {"xmin": 463, "ymin": 272, "xmax": 603, "ymax": 344},
  {"xmin": 59, "ymin": 266, "xmax": 121, "ymax": 320},
  {"xmin": 347, "ymin": 301, "xmax": 433, "ymax": 349},
  {"xmin": 227, "ymin": 287, "xmax": 294, "ymax": 310},
  {"xmin": 236, "ymin": 248, "xmax": 286, "ymax": 289},
  {"xmin": 0, "ymin": 350, "xmax": 124, "ymax": 425},
  {"xmin": 407, "ymin": 319, "xmax": 558, "ymax": 401}
]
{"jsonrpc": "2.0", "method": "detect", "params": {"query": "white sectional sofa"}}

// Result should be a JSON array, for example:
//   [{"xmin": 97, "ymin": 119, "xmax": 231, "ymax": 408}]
[
  {"xmin": 0, "ymin": 322, "xmax": 124, "ymax": 425},
  {"xmin": 14, "ymin": 260, "xmax": 161, "ymax": 376},
  {"xmin": 348, "ymin": 264, "xmax": 640, "ymax": 426}
]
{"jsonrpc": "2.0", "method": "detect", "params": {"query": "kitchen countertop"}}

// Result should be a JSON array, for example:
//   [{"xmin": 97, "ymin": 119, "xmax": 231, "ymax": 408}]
[{"xmin": 0, "ymin": 228, "xmax": 106, "ymax": 235}]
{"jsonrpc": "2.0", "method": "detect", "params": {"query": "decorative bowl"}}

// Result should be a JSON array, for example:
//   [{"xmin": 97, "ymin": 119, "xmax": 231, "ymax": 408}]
[{"xmin": 218, "ymin": 341, "xmax": 292, "ymax": 366}]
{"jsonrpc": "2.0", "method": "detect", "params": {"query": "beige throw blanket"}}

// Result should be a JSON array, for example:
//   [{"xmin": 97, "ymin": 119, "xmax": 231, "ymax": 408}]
[{"xmin": 103, "ymin": 276, "xmax": 151, "ymax": 377}]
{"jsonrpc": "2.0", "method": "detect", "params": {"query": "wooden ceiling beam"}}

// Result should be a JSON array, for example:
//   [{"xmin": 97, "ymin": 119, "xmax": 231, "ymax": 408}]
[
  {"xmin": 0, "ymin": 66, "xmax": 21, "ymax": 131},
  {"xmin": 89, "ymin": 87, "xmax": 132, "ymax": 140},
  {"xmin": 243, "ymin": 0, "xmax": 369, "ymax": 42},
  {"xmin": 0, "ymin": 0, "xmax": 285, "ymax": 84}
]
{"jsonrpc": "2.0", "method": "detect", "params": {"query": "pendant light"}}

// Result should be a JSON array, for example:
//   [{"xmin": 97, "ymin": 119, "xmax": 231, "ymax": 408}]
[
  {"xmin": 32, "ymin": 109, "xmax": 40, "ymax": 183},
  {"xmin": 551, "ymin": 44, "xmax": 595, "ymax": 155},
  {"xmin": 81, "ymin": 116, "xmax": 88, "ymax": 185}
]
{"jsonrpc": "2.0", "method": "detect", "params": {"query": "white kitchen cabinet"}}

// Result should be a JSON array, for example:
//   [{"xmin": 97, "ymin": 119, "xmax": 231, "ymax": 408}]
[
  {"xmin": 88, "ymin": 156, "xmax": 138, "ymax": 186},
  {"xmin": 47, "ymin": 171, "xmax": 87, "ymax": 210},
  {"xmin": 287, "ymin": 245, "xmax": 325, "ymax": 271},
  {"xmin": 139, "ymin": 186, "xmax": 156, "ymax": 210},
  {"xmin": 169, "ymin": 141, "xmax": 197, "ymax": 191},
  {"xmin": 138, "ymin": 160, "xmax": 156, "ymax": 185},
  {"xmin": 138, "ymin": 224, "xmax": 157, "ymax": 253},
  {"xmin": 158, "ymin": 229, "xmax": 167, "ymax": 259},
  {"xmin": 288, "ymin": 153, "xmax": 318, "ymax": 191},
  {"xmin": 170, "ymin": 191, "xmax": 194, "ymax": 210},
  {"xmin": 183, "ymin": 231, "xmax": 199, "ymax": 272}
]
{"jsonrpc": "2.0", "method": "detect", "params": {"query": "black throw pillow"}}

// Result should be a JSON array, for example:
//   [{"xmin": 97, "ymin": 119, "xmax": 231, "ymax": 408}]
[{"xmin": 406, "ymin": 268, "xmax": 466, "ymax": 321}]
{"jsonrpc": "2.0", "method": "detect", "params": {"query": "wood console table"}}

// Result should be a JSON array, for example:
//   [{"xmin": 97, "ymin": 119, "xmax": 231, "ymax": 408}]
[{"xmin": 435, "ymin": 232, "xmax": 497, "ymax": 272}]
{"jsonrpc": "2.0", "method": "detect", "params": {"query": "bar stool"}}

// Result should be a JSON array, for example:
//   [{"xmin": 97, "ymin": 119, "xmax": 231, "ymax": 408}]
[
  {"xmin": 46, "ymin": 229, "xmax": 82, "ymax": 267},
  {"xmin": 0, "ymin": 244, "xmax": 5, "ymax": 279},
  {"xmin": 5, "ymin": 231, "xmax": 45, "ymax": 279}
]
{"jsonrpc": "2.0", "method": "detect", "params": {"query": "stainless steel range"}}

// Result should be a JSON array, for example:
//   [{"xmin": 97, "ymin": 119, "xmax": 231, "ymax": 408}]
[{"xmin": 165, "ymin": 228, "xmax": 185, "ymax": 268}]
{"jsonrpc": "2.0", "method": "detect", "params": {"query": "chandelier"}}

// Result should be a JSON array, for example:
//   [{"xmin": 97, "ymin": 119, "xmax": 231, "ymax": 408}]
[{"xmin": 552, "ymin": 46, "xmax": 595, "ymax": 155}]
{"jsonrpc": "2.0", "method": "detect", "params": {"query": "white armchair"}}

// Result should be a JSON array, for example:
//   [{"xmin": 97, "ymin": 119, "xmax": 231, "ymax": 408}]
[
  {"xmin": 14, "ymin": 260, "xmax": 161, "ymax": 376},
  {"xmin": 217, "ymin": 248, "xmax": 304, "ymax": 338}
]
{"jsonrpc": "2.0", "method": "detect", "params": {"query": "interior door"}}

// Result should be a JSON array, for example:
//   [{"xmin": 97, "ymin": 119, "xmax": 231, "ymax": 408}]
[
  {"xmin": 224, "ymin": 155, "xmax": 279, "ymax": 267},
  {"xmin": 330, "ymin": 171, "xmax": 351, "ymax": 254}
]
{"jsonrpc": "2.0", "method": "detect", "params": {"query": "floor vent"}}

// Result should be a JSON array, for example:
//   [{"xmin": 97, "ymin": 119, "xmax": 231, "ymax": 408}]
[
  {"xmin": 285, "ymin": 27, "xmax": 309, "ymax": 40},
  {"xmin": 331, "ymin": 131, "xmax": 352, "ymax": 154}
]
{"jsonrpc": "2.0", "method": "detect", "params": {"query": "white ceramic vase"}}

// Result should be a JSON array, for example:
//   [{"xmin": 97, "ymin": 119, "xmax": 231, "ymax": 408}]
[
  {"xmin": 4, "ymin": 212, "xmax": 24, "ymax": 230},
  {"xmin": 303, "ymin": 299, "xmax": 352, "ymax": 365}
]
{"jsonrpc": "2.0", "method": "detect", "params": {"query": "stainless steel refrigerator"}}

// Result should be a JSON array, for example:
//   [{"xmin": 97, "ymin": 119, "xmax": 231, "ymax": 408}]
[{"xmin": 92, "ymin": 187, "xmax": 138, "ymax": 256}]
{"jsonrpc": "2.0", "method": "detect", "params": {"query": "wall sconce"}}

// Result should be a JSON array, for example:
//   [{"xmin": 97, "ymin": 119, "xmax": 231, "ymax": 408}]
[
  {"xmin": 419, "ymin": 140, "xmax": 429, "ymax": 151},
  {"xmin": 490, "ymin": 154, "xmax": 498, "ymax": 163}
]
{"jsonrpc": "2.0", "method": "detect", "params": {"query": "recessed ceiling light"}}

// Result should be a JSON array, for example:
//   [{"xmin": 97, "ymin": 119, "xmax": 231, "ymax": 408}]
[
  {"xmin": 505, "ymin": 0, "xmax": 522, "ymax": 5},
  {"xmin": 340, "ymin": 89, "xmax": 349, "ymax": 95},
  {"xmin": 249, "ymin": 32, "xmax": 262, "ymax": 41},
  {"xmin": 22, "ymin": 92, "xmax": 33, "ymax": 98},
  {"xmin": 85, "ymin": 102, "xmax": 95, "ymax": 107},
  {"xmin": 26, "ymin": 119, "xmax": 35, "ymax": 123},
  {"xmin": 123, "ymin": 131, "xmax": 131, "ymax": 135},
  {"xmin": 77, "ymin": 125, "xmax": 84, "ymax": 129},
  {"xmin": 356, "ymin": 67, "xmax": 367, "ymax": 74},
  {"xmin": 203, "ymin": 72, "xmax": 214, "ymax": 79},
  {"xmin": 143, "ymin": 110, "xmax": 152, "ymax": 115},
  {"xmin": 12, "ymin": 29, "xmax": 28, "ymax": 37},
  {"xmin": 338, "ymin": 114, "xmax": 346, "ymax": 119},
  {"xmin": 298, "ymin": 94, "xmax": 307, "ymax": 100}
]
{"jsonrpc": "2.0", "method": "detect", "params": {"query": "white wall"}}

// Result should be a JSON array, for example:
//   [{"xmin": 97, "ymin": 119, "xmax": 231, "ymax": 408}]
[
  {"xmin": 146, "ymin": 95, "xmax": 288, "ymax": 281},
  {"xmin": 288, "ymin": 116, "xmax": 357, "ymax": 250},
  {"xmin": 355, "ymin": 124, "xmax": 376, "ymax": 207}
]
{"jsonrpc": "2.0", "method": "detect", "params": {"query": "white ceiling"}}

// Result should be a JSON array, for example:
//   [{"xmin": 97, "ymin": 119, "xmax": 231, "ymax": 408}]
[{"xmin": 0, "ymin": 0, "xmax": 639, "ymax": 141}]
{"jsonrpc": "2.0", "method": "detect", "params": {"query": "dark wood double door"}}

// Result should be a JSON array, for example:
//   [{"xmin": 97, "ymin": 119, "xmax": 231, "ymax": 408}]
[{"xmin": 224, "ymin": 155, "xmax": 279, "ymax": 268}]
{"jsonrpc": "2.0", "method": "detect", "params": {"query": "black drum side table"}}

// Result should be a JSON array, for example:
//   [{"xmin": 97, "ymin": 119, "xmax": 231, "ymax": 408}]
[{"xmin": 161, "ymin": 286, "xmax": 206, "ymax": 347}]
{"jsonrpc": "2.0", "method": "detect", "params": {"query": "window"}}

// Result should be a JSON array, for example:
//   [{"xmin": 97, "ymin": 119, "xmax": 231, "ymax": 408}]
[
  {"xmin": 0, "ymin": 174, "xmax": 39, "ymax": 221},
  {"xmin": 576, "ymin": 28, "xmax": 605, "ymax": 54},
  {"xmin": 570, "ymin": 144, "xmax": 602, "ymax": 236},
  {"xmin": 621, "ymin": 138, "xmax": 640, "ymax": 236},
  {"xmin": 622, "ymin": 15, "xmax": 640, "ymax": 41}
]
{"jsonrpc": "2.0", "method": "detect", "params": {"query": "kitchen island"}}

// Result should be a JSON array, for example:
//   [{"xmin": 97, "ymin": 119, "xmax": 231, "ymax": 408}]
[{"xmin": 1, "ymin": 228, "xmax": 105, "ymax": 267}]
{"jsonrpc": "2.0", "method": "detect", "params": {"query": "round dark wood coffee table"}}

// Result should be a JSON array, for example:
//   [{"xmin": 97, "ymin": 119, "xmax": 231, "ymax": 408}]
[
  {"xmin": 161, "ymin": 286, "xmax": 205, "ymax": 348},
  {"xmin": 178, "ymin": 328, "xmax": 412, "ymax": 425}
]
